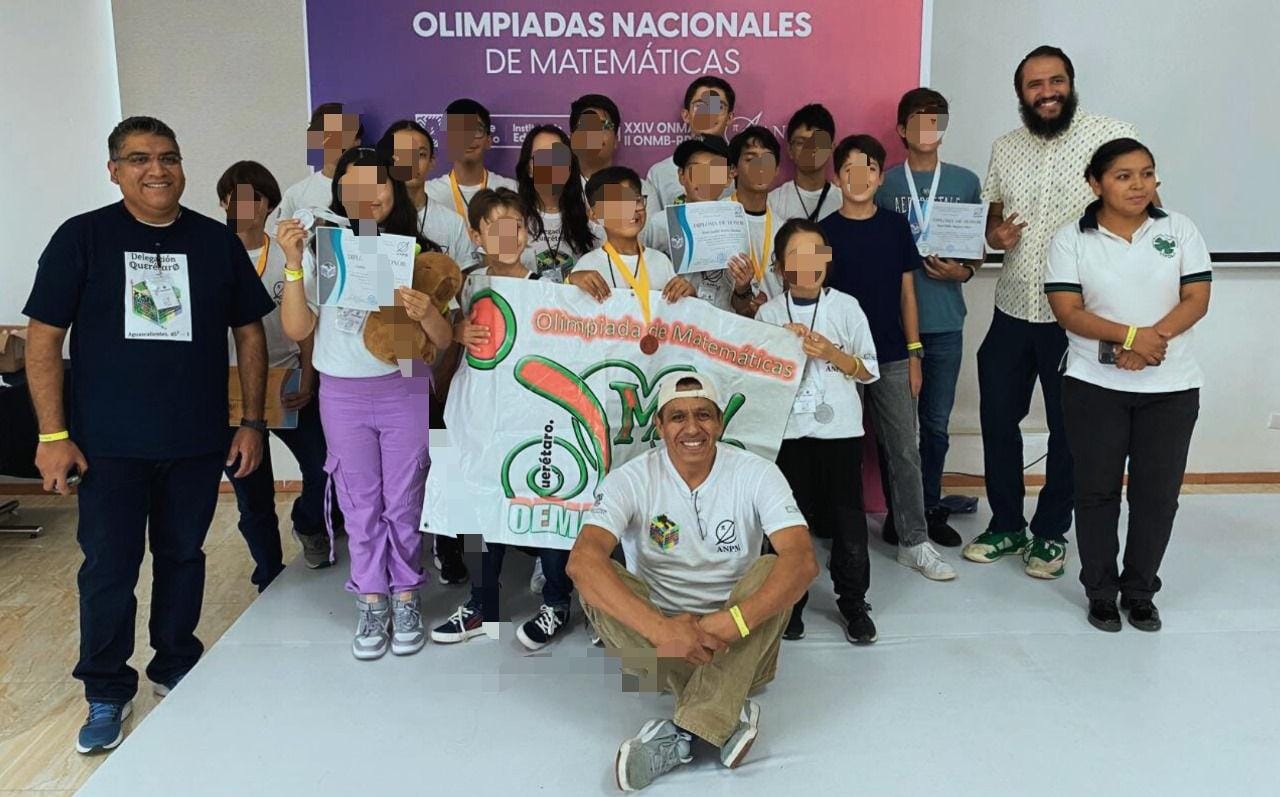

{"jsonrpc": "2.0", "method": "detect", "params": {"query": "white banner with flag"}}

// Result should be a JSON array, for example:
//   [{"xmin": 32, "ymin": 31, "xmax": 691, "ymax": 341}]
[{"xmin": 422, "ymin": 275, "xmax": 803, "ymax": 551}]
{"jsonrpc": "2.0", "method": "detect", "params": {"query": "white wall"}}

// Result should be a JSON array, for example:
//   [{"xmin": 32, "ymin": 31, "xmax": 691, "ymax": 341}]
[{"xmin": 0, "ymin": 0, "xmax": 122, "ymax": 323}]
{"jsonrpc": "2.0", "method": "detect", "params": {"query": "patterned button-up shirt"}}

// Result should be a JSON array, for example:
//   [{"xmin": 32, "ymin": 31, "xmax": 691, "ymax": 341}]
[{"xmin": 982, "ymin": 111, "xmax": 1139, "ymax": 322}]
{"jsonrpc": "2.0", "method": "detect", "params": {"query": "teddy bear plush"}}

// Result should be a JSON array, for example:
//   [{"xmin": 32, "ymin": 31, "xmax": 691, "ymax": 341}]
[{"xmin": 362, "ymin": 250, "xmax": 461, "ymax": 364}]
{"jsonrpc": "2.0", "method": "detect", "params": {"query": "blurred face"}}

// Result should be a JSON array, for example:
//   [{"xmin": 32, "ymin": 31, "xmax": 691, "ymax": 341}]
[
  {"xmin": 529, "ymin": 131, "xmax": 572, "ymax": 196},
  {"xmin": 337, "ymin": 164, "xmax": 393, "ymax": 223},
  {"xmin": 220, "ymin": 183, "xmax": 271, "ymax": 232},
  {"xmin": 732, "ymin": 141, "xmax": 778, "ymax": 193},
  {"xmin": 678, "ymin": 152, "xmax": 731, "ymax": 202},
  {"xmin": 1089, "ymin": 150, "xmax": 1158, "ymax": 217},
  {"xmin": 571, "ymin": 108, "xmax": 617, "ymax": 166},
  {"xmin": 307, "ymin": 113, "xmax": 361, "ymax": 164},
  {"xmin": 389, "ymin": 129, "xmax": 434, "ymax": 187},
  {"xmin": 899, "ymin": 112, "xmax": 949, "ymax": 154},
  {"xmin": 681, "ymin": 87, "xmax": 731, "ymax": 136},
  {"xmin": 787, "ymin": 125, "xmax": 833, "ymax": 173},
  {"xmin": 589, "ymin": 181, "xmax": 647, "ymax": 239},
  {"xmin": 838, "ymin": 151, "xmax": 882, "ymax": 203},
  {"xmin": 470, "ymin": 208, "xmax": 527, "ymax": 265},
  {"xmin": 656, "ymin": 396, "xmax": 722, "ymax": 469},
  {"xmin": 108, "ymin": 132, "xmax": 185, "ymax": 218},
  {"xmin": 445, "ymin": 112, "xmax": 491, "ymax": 163},
  {"xmin": 780, "ymin": 230, "xmax": 831, "ymax": 290}
]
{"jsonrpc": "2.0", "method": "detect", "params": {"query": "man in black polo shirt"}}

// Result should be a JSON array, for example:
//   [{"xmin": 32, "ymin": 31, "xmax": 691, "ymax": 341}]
[{"xmin": 23, "ymin": 116, "xmax": 274, "ymax": 755}]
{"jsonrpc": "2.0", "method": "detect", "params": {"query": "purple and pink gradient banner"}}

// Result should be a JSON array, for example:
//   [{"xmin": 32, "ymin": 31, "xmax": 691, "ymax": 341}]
[{"xmin": 305, "ymin": 2, "xmax": 926, "ymax": 179}]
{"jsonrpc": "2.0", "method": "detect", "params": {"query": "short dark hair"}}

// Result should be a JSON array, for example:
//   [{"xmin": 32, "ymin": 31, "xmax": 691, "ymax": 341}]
[
  {"xmin": 584, "ymin": 166, "xmax": 644, "ymax": 205},
  {"xmin": 682, "ymin": 76, "xmax": 735, "ymax": 113},
  {"xmin": 376, "ymin": 118, "xmax": 435, "ymax": 160},
  {"xmin": 1084, "ymin": 138, "xmax": 1155, "ymax": 183},
  {"xmin": 674, "ymin": 136, "xmax": 730, "ymax": 170},
  {"xmin": 445, "ymin": 98, "xmax": 492, "ymax": 133},
  {"xmin": 832, "ymin": 134, "xmax": 887, "ymax": 172},
  {"xmin": 1014, "ymin": 45, "xmax": 1075, "ymax": 93},
  {"xmin": 896, "ymin": 88, "xmax": 949, "ymax": 146},
  {"xmin": 728, "ymin": 126, "xmax": 781, "ymax": 167},
  {"xmin": 108, "ymin": 116, "xmax": 178, "ymax": 160},
  {"xmin": 773, "ymin": 218, "xmax": 829, "ymax": 271},
  {"xmin": 307, "ymin": 101, "xmax": 365, "ymax": 141},
  {"xmin": 785, "ymin": 104, "xmax": 836, "ymax": 143},
  {"xmin": 570, "ymin": 94, "xmax": 621, "ymax": 132},
  {"xmin": 467, "ymin": 187, "xmax": 527, "ymax": 232},
  {"xmin": 216, "ymin": 160, "xmax": 282, "ymax": 212}
]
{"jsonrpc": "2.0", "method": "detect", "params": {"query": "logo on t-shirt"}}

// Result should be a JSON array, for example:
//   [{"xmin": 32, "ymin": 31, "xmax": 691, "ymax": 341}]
[
  {"xmin": 1152, "ymin": 235, "xmax": 1177, "ymax": 258},
  {"xmin": 648, "ymin": 514, "xmax": 680, "ymax": 551},
  {"xmin": 714, "ymin": 520, "xmax": 741, "ymax": 553}
]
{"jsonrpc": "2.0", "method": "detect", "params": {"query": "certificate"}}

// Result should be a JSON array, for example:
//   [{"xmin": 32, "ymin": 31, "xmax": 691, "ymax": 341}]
[
  {"xmin": 666, "ymin": 201, "xmax": 750, "ymax": 274},
  {"xmin": 314, "ymin": 227, "xmax": 416, "ymax": 311},
  {"xmin": 919, "ymin": 201, "xmax": 988, "ymax": 261}
]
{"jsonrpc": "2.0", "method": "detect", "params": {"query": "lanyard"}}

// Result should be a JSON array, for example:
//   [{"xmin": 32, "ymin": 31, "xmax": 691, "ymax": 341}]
[
  {"xmin": 784, "ymin": 287, "xmax": 824, "ymax": 328},
  {"xmin": 732, "ymin": 192, "xmax": 772, "ymax": 283},
  {"xmin": 604, "ymin": 241, "xmax": 651, "ymax": 326},
  {"xmin": 904, "ymin": 161, "xmax": 942, "ymax": 239},
  {"xmin": 253, "ymin": 233, "xmax": 270, "ymax": 278},
  {"xmin": 449, "ymin": 168, "xmax": 487, "ymax": 218},
  {"xmin": 794, "ymin": 181, "xmax": 832, "ymax": 223}
]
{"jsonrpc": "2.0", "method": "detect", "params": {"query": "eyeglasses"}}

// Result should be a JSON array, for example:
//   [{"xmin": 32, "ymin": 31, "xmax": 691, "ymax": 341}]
[
  {"xmin": 692, "ymin": 491, "xmax": 707, "ymax": 540},
  {"xmin": 114, "ymin": 153, "xmax": 183, "ymax": 168}
]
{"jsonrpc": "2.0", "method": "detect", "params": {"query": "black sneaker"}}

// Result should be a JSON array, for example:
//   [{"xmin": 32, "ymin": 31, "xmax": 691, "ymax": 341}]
[
  {"xmin": 433, "ymin": 538, "xmax": 469, "ymax": 585},
  {"xmin": 1087, "ymin": 598, "xmax": 1122, "ymax": 632},
  {"xmin": 783, "ymin": 609, "xmax": 805, "ymax": 640},
  {"xmin": 430, "ymin": 601, "xmax": 491, "ymax": 644},
  {"xmin": 926, "ymin": 507, "xmax": 962, "ymax": 547},
  {"xmin": 517, "ymin": 604, "xmax": 571, "ymax": 650},
  {"xmin": 880, "ymin": 515, "xmax": 898, "ymax": 546},
  {"xmin": 843, "ymin": 603, "xmax": 877, "ymax": 644},
  {"xmin": 1120, "ymin": 597, "xmax": 1162, "ymax": 632}
]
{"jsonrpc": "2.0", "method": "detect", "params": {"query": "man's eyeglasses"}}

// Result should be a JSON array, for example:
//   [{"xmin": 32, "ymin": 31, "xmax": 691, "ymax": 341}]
[{"xmin": 114, "ymin": 153, "xmax": 183, "ymax": 168}]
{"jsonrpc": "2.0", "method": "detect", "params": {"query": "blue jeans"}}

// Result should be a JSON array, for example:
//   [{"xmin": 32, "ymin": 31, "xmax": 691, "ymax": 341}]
[
  {"xmin": 225, "ymin": 399, "xmax": 331, "ymax": 591},
  {"xmin": 918, "ymin": 330, "xmax": 964, "ymax": 511}
]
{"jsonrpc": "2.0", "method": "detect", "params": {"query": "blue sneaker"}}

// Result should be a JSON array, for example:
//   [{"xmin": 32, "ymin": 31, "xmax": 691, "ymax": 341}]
[{"xmin": 76, "ymin": 700, "xmax": 133, "ymax": 754}]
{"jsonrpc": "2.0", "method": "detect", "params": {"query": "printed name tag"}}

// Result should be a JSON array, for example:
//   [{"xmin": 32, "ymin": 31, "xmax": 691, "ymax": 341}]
[{"xmin": 124, "ymin": 252, "xmax": 192, "ymax": 341}]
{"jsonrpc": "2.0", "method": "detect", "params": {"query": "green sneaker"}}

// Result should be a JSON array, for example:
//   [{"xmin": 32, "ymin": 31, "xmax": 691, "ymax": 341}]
[
  {"xmin": 1023, "ymin": 537, "xmax": 1068, "ymax": 579},
  {"xmin": 962, "ymin": 527, "xmax": 1029, "ymax": 563}
]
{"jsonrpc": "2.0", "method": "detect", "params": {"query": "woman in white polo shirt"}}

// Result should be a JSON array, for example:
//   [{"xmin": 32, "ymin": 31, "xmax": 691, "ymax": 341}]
[{"xmin": 1045, "ymin": 138, "xmax": 1211, "ymax": 635}]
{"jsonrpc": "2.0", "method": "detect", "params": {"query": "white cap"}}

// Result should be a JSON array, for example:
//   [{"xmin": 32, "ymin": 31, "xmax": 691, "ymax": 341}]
[{"xmin": 655, "ymin": 372, "xmax": 721, "ymax": 415}]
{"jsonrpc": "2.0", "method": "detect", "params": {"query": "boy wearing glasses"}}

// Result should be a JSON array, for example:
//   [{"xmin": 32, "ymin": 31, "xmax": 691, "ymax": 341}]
[
  {"xmin": 425, "ymin": 98, "xmax": 518, "ymax": 220},
  {"xmin": 644, "ymin": 77, "xmax": 737, "ymax": 212}
]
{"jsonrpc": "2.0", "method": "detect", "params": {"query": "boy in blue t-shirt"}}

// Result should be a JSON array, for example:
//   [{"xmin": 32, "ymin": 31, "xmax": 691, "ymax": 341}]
[
  {"xmin": 820, "ymin": 134, "xmax": 957, "ymax": 583},
  {"xmin": 875, "ymin": 88, "xmax": 983, "ymax": 547}
]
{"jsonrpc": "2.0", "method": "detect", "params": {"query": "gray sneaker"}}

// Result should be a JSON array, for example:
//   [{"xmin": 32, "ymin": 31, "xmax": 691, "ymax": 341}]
[
  {"xmin": 352, "ymin": 598, "xmax": 390, "ymax": 660},
  {"xmin": 719, "ymin": 699, "xmax": 761, "ymax": 768},
  {"xmin": 295, "ymin": 530, "xmax": 331, "ymax": 569},
  {"xmin": 615, "ymin": 719, "xmax": 692, "ymax": 792},
  {"xmin": 391, "ymin": 593, "xmax": 426, "ymax": 655}
]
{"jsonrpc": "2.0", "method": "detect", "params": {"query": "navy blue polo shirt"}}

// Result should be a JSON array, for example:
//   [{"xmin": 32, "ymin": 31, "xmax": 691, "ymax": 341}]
[
  {"xmin": 23, "ymin": 202, "xmax": 274, "ymax": 459},
  {"xmin": 820, "ymin": 207, "xmax": 922, "ymax": 363}
]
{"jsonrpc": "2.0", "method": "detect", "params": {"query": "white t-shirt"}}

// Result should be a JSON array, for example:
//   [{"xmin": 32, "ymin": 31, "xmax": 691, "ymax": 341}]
[
  {"xmin": 301, "ymin": 250, "xmax": 397, "ymax": 379},
  {"xmin": 756, "ymin": 289, "xmax": 880, "ymax": 439},
  {"xmin": 425, "ymin": 171, "xmax": 519, "ymax": 218},
  {"xmin": 573, "ymin": 245, "xmax": 677, "ymax": 292},
  {"xmin": 416, "ymin": 200, "xmax": 476, "ymax": 270},
  {"xmin": 277, "ymin": 172, "xmax": 334, "ymax": 224},
  {"xmin": 1045, "ymin": 207, "xmax": 1211, "ymax": 393},
  {"xmin": 769, "ymin": 180, "xmax": 842, "ymax": 223},
  {"xmin": 229, "ymin": 237, "xmax": 299, "ymax": 369},
  {"xmin": 585, "ymin": 443, "xmax": 807, "ymax": 615},
  {"xmin": 521, "ymin": 210, "xmax": 605, "ymax": 282}
]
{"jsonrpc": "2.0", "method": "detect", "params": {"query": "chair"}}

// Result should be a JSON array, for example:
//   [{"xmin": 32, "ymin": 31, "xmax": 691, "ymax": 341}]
[{"xmin": 0, "ymin": 368, "xmax": 59, "ymax": 537}]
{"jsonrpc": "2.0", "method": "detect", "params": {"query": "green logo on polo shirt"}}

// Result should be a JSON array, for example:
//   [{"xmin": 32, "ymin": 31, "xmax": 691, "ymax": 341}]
[
  {"xmin": 1153, "ymin": 235, "xmax": 1177, "ymax": 258},
  {"xmin": 648, "ymin": 514, "xmax": 680, "ymax": 551}
]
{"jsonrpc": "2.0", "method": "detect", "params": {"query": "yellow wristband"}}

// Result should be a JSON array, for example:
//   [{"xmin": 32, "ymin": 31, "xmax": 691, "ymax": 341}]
[
  {"xmin": 38, "ymin": 431, "xmax": 70, "ymax": 443},
  {"xmin": 729, "ymin": 605, "xmax": 750, "ymax": 638},
  {"xmin": 284, "ymin": 268, "xmax": 305, "ymax": 282},
  {"xmin": 1123, "ymin": 326, "xmax": 1138, "ymax": 351},
  {"xmin": 906, "ymin": 342, "xmax": 924, "ymax": 351}
]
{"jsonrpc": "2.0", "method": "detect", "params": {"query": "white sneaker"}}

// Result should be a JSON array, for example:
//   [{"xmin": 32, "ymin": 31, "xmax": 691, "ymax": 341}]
[
  {"xmin": 529, "ymin": 557, "xmax": 546, "ymax": 595},
  {"xmin": 898, "ymin": 541, "xmax": 957, "ymax": 581}
]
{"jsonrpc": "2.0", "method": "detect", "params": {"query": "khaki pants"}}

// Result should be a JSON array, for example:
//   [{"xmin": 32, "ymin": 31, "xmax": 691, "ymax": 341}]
[{"xmin": 580, "ymin": 555, "xmax": 788, "ymax": 746}]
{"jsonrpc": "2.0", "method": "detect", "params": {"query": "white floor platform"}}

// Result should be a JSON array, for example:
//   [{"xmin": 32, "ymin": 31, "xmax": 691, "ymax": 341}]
[{"xmin": 76, "ymin": 495, "xmax": 1280, "ymax": 797}]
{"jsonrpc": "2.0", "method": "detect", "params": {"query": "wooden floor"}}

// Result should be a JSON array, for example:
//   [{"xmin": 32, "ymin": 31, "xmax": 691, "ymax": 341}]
[{"xmin": 1, "ymin": 484, "xmax": 1275, "ymax": 795}]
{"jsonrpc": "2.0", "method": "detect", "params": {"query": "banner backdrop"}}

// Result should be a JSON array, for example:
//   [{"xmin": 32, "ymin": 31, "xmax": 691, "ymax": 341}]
[
  {"xmin": 305, "ymin": 2, "xmax": 926, "ymax": 177},
  {"xmin": 422, "ymin": 277, "xmax": 803, "ymax": 550}
]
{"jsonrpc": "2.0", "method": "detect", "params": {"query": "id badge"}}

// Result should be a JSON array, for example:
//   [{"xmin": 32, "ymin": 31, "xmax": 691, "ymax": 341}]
[
  {"xmin": 335, "ymin": 308, "xmax": 367, "ymax": 335},
  {"xmin": 793, "ymin": 381, "xmax": 820, "ymax": 415},
  {"xmin": 149, "ymin": 275, "xmax": 181, "ymax": 311}
]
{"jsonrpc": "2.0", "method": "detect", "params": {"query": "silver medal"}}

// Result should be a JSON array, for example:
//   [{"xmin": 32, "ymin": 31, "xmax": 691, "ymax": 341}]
[{"xmin": 815, "ymin": 403, "xmax": 834, "ymax": 424}]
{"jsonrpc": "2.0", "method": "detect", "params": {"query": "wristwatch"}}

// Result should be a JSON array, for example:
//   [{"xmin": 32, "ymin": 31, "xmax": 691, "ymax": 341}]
[
  {"xmin": 239, "ymin": 417, "xmax": 267, "ymax": 434},
  {"xmin": 907, "ymin": 347, "xmax": 925, "ymax": 360}
]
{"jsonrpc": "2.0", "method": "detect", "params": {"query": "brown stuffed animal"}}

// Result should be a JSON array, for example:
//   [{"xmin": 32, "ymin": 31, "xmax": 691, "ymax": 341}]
[{"xmin": 363, "ymin": 251, "xmax": 461, "ymax": 364}]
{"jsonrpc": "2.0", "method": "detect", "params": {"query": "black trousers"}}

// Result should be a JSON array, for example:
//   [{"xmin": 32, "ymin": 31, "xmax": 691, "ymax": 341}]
[
  {"xmin": 1062, "ymin": 378, "xmax": 1199, "ymax": 601},
  {"xmin": 775, "ymin": 436, "xmax": 868, "ymax": 618},
  {"xmin": 73, "ymin": 452, "xmax": 224, "ymax": 703}
]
